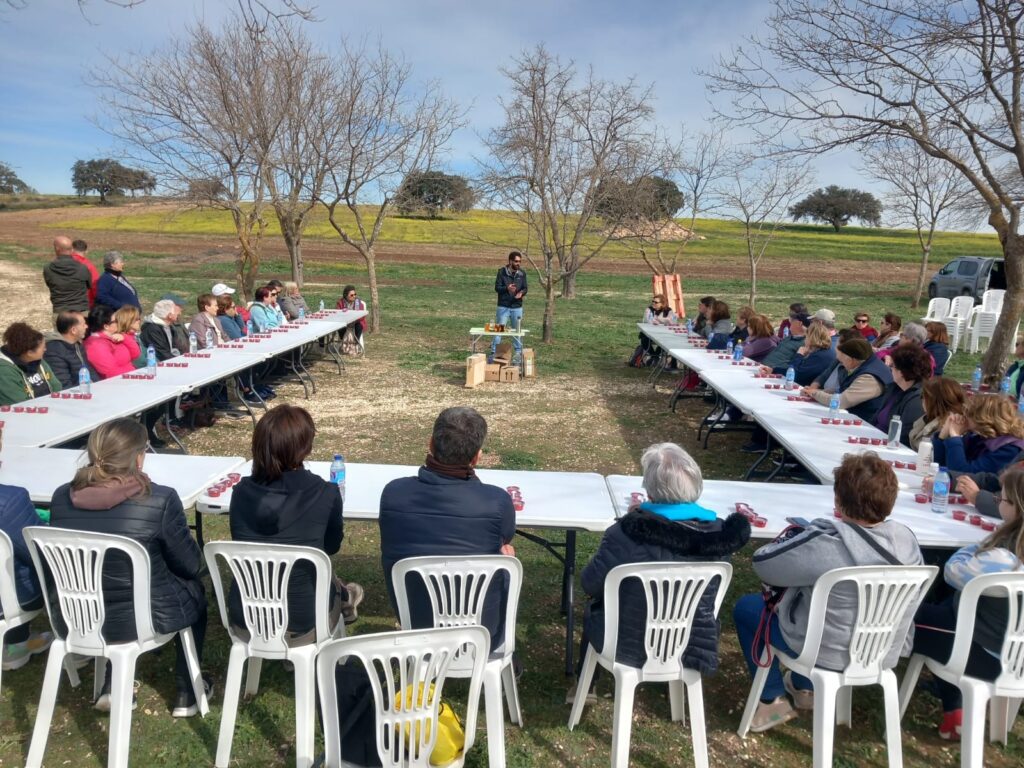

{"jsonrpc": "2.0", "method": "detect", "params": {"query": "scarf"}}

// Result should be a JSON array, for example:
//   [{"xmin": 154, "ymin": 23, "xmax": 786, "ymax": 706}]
[
  {"xmin": 424, "ymin": 453, "xmax": 476, "ymax": 480},
  {"xmin": 638, "ymin": 500, "xmax": 718, "ymax": 522},
  {"xmin": 69, "ymin": 475, "xmax": 147, "ymax": 510}
]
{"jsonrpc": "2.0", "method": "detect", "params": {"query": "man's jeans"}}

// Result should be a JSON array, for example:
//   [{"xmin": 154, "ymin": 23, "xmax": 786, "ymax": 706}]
[{"xmin": 491, "ymin": 306, "xmax": 523, "ymax": 358}]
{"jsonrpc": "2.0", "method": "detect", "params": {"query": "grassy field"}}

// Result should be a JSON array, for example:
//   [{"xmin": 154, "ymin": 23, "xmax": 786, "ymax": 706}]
[
  {"xmin": 50, "ymin": 202, "xmax": 1006, "ymax": 264},
  {"xmin": 0, "ymin": 237, "xmax": 1019, "ymax": 767}
]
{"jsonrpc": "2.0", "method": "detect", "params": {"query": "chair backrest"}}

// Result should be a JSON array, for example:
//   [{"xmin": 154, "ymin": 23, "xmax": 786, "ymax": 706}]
[
  {"xmin": 950, "ymin": 295, "xmax": 976, "ymax": 319},
  {"xmin": 204, "ymin": 540, "xmax": 336, "ymax": 656},
  {"xmin": 972, "ymin": 310, "xmax": 999, "ymax": 336},
  {"xmin": 0, "ymin": 530, "xmax": 23, "ymax": 624},
  {"xmin": 945, "ymin": 571, "xmax": 1024, "ymax": 696},
  {"xmin": 982, "ymin": 289, "xmax": 1005, "ymax": 313},
  {"xmin": 23, "ymin": 527, "xmax": 156, "ymax": 654},
  {"xmin": 316, "ymin": 627, "xmax": 488, "ymax": 768},
  {"xmin": 599, "ymin": 561, "xmax": 733, "ymax": 676},
  {"xmin": 392, "ymin": 555, "xmax": 523, "ymax": 662},
  {"xmin": 924, "ymin": 298, "xmax": 950, "ymax": 321},
  {"xmin": 792, "ymin": 565, "xmax": 937, "ymax": 681}
]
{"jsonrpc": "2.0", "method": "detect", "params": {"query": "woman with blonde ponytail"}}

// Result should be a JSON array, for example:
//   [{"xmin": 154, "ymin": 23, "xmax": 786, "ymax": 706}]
[{"xmin": 50, "ymin": 418, "xmax": 210, "ymax": 717}]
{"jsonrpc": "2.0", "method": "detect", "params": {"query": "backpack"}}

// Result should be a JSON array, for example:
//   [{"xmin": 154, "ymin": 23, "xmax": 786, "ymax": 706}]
[
  {"xmin": 332, "ymin": 659, "xmax": 383, "ymax": 767},
  {"xmin": 627, "ymin": 345, "xmax": 649, "ymax": 368},
  {"xmin": 341, "ymin": 326, "xmax": 362, "ymax": 356}
]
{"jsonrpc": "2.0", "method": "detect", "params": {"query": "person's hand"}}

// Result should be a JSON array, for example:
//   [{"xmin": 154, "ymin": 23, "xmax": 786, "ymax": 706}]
[
  {"xmin": 796, "ymin": 345, "xmax": 808, "ymax": 356},
  {"xmin": 500, "ymin": 543, "xmax": 516, "ymax": 557},
  {"xmin": 947, "ymin": 413, "xmax": 967, "ymax": 438},
  {"xmin": 759, "ymin": 365, "xmax": 771, "ymax": 375},
  {"xmin": 805, "ymin": 382, "xmax": 821, "ymax": 394},
  {"xmin": 957, "ymin": 476, "xmax": 981, "ymax": 504},
  {"xmin": 109, "ymin": 332, "xmax": 124, "ymax": 343},
  {"xmin": 922, "ymin": 475, "xmax": 934, "ymax": 494}
]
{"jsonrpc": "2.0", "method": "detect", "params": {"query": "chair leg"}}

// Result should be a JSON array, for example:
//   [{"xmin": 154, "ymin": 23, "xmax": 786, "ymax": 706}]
[
  {"xmin": 244, "ymin": 657, "xmax": 263, "ymax": 699},
  {"xmin": 501, "ymin": 662, "xmax": 523, "ymax": 726},
  {"xmin": 811, "ymin": 672, "xmax": 839, "ymax": 768},
  {"xmin": 961, "ymin": 682, "xmax": 990, "ymax": 768},
  {"xmin": 881, "ymin": 671, "xmax": 904, "ymax": 768},
  {"xmin": 179, "ymin": 629, "xmax": 208, "ymax": 717},
  {"xmin": 483, "ymin": 664, "xmax": 507, "ymax": 768},
  {"xmin": 669, "ymin": 679, "xmax": 686, "ymax": 725},
  {"xmin": 686, "ymin": 677, "xmax": 709, "ymax": 768},
  {"xmin": 736, "ymin": 664, "xmax": 770, "ymax": 738},
  {"xmin": 216, "ymin": 643, "xmax": 248, "ymax": 768},
  {"xmin": 610, "ymin": 667, "xmax": 639, "ymax": 768},
  {"xmin": 292, "ymin": 652, "xmax": 317, "ymax": 768},
  {"xmin": 988, "ymin": 697, "xmax": 1008, "ymax": 745},
  {"xmin": 25, "ymin": 642, "xmax": 68, "ymax": 768},
  {"xmin": 93, "ymin": 656, "xmax": 107, "ymax": 703},
  {"xmin": 898, "ymin": 655, "xmax": 925, "ymax": 718},
  {"xmin": 836, "ymin": 686, "xmax": 852, "ymax": 727},
  {"xmin": 106, "ymin": 653, "xmax": 139, "ymax": 768},
  {"xmin": 568, "ymin": 647, "xmax": 598, "ymax": 730}
]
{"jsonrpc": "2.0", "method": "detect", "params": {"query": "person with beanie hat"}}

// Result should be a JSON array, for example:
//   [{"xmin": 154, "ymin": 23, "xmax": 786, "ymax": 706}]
[{"xmin": 804, "ymin": 337, "xmax": 892, "ymax": 421}]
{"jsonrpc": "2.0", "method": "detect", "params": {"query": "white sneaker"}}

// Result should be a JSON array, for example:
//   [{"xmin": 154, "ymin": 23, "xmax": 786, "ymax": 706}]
[{"xmin": 1, "ymin": 632, "xmax": 52, "ymax": 671}]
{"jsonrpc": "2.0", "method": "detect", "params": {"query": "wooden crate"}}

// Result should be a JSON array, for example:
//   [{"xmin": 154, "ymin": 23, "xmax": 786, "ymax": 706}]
[{"xmin": 652, "ymin": 274, "xmax": 685, "ymax": 317}]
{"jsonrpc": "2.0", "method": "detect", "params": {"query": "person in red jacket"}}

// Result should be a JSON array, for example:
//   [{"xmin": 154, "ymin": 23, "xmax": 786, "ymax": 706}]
[
  {"xmin": 71, "ymin": 239, "xmax": 100, "ymax": 309},
  {"xmin": 83, "ymin": 305, "xmax": 140, "ymax": 379}
]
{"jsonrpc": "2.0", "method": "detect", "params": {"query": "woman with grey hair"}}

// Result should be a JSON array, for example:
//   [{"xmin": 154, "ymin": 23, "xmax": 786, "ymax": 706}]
[
  {"xmin": 877, "ymin": 320, "xmax": 937, "ymax": 374},
  {"xmin": 278, "ymin": 281, "xmax": 309, "ymax": 321},
  {"xmin": 570, "ymin": 443, "xmax": 751, "ymax": 700},
  {"xmin": 95, "ymin": 251, "xmax": 141, "ymax": 310}
]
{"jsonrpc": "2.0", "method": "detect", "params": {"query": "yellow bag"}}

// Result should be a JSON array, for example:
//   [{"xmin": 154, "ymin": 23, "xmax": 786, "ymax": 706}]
[{"xmin": 394, "ymin": 683, "xmax": 465, "ymax": 766}]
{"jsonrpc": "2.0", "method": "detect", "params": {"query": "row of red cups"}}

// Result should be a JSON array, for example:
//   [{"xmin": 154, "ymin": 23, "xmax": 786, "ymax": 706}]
[
  {"xmin": 206, "ymin": 473, "xmax": 243, "ymax": 498},
  {"xmin": 506, "ymin": 486, "xmax": 524, "ymax": 511}
]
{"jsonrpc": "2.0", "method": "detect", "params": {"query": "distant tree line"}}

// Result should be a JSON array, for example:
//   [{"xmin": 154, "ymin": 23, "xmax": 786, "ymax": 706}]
[
  {"xmin": 71, "ymin": 159, "xmax": 156, "ymax": 203},
  {"xmin": 0, "ymin": 161, "xmax": 33, "ymax": 194}
]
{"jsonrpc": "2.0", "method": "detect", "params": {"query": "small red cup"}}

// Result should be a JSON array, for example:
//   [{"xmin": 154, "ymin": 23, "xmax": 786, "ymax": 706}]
[
  {"xmin": 981, "ymin": 520, "xmax": 996, "ymax": 531},
  {"xmin": 0, "ymin": 405, "xmax": 10, "ymax": 412},
  {"xmin": 871, "ymin": 438, "xmax": 883, "ymax": 445},
  {"xmin": 507, "ymin": 486, "xmax": 520, "ymax": 492},
  {"xmin": 61, "ymin": 392, "xmax": 71, "ymax": 399},
  {"xmin": 914, "ymin": 493, "xmax": 929, "ymax": 503},
  {"xmin": 513, "ymin": 501, "xmax": 524, "ymax": 512},
  {"xmin": 859, "ymin": 436, "xmax": 870, "ymax": 444},
  {"xmin": 842, "ymin": 419, "xmax": 852, "ymax": 425},
  {"xmin": 51, "ymin": 392, "xmax": 60, "ymax": 398},
  {"xmin": 907, "ymin": 463, "xmax": 917, "ymax": 471},
  {"xmin": 13, "ymin": 407, "xmax": 24, "ymax": 413},
  {"xmin": 72, "ymin": 393, "xmax": 84, "ymax": 399},
  {"xmin": 952, "ymin": 510, "xmax": 967, "ymax": 521},
  {"xmin": 893, "ymin": 461, "xmax": 906, "ymax": 469},
  {"xmin": 207, "ymin": 488, "xmax": 221, "ymax": 498},
  {"xmin": 751, "ymin": 515, "xmax": 767, "ymax": 528},
  {"xmin": 831, "ymin": 419, "xmax": 841, "ymax": 425},
  {"xmin": 848, "ymin": 436, "xmax": 858, "ymax": 443},
  {"xmin": 821, "ymin": 417, "xmax": 830, "ymax": 424},
  {"xmin": 970, "ymin": 514, "xmax": 982, "ymax": 526},
  {"xmin": 228, "ymin": 473, "xmax": 241, "ymax": 483},
  {"xmin": 37, "ymin": 407, "xmax": 48, "ymax": 414}
]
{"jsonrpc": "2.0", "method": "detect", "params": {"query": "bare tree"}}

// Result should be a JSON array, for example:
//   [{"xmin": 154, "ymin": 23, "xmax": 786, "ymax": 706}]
[
  {"xmin": 861, "ymin": 138, "xmax": 979, "ymax": 308},
  {"xmin": 480, "ymin": 45, "xmax": 661, "ymax": 341},
  {"xmin": 714, "ymin": 151, "xmax": 812, "ymax": 307},
  {"xmin": 314, "ymin": 43, "xmax": 463, "ymax": 334},
  {"xmin": 705, "ymin": 0, "xmax": 1024, "ymax": 378}
]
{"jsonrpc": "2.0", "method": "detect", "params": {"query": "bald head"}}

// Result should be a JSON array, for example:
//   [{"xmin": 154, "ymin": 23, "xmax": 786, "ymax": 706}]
[{"xmin": 53, "ymin": 236, "xmax": 73, "ymax": 257}]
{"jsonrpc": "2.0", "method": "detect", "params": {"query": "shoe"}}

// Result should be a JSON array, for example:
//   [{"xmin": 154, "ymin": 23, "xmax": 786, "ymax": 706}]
[
  {"xmin": 241, "ymin": 391, "xmax": 263, "ymax": 404},
  {"xmin": 1, "ymin": 632, "xmax": 52, "ymax": 671},
  {"xmin": 939, "ymin": 709, "xmax": 962, "ymax": 741},
  {"xmin": 172, "ymin": 674, "xmax": 214, "ymax": 718},
  {"xmin": 94, "ymin": 678, "xmax": 140, "ymax": 713},
  {"xmin": 256, "ymin": 387, "xmax": 277, "ymax": 400},
  {"xmin": 749, "ymin": 696, "xmax": 798, "ymax": 733},
  {"xmin": 565, "ymin": 679, "xmax": 598, "ymax": 705},
  {"xmin": 341, "ymin": 582, "xmax": 365, "ymax": 625},
  {"xmin": 741, "ymin": 442, "xmax": 768, "ymax": 453},
  {"xmin": 783, "ymin": 671, "xmax": 814, "ymax": 710}
]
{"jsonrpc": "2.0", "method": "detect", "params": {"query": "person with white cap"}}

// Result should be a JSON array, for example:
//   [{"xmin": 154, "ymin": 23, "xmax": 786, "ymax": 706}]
[
  {"xmin": 212, "ymin": 283, "xmax": 251, "ymax": 331},
  {"xmin": 812, "ymin": 308, "xmax": 838, "ymax": 348}
]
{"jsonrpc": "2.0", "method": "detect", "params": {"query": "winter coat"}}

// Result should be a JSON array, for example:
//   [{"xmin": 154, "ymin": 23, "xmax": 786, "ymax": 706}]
[
  {"xmin": 249, "ymin": 302, "xmax": 280, "ymax": 332},
  {"xmin": 704, "ymin": 318, "xmax": 734, "ymax": 350},
  {"xmin": 582, "ymin": 509, "xmax": 750, "ymax": 673},
  {"xmin": 336, "ymin": 297, "xmax": 367, "ymax": 331},
  {"xmin": 278, "ymin": 294, "xmax": 309, "ymax": 321},
  {"xmin": 188, "ymin": 312, "xmax": 223, "ymax": 349},
  {"xmin": 379, "ymin": 467, "xmax": 515, "ymax": 652},
  {"xmin": 933, "ymin": 432, "xmax": 1024, "ymax": 474},
  {"xmin": 777, "ymin": 347, "xmax": 835, "ymax": 384},
  {"xmin": 44, "ymin": 338, "xmax": 97, "ymax": 389},
  {"xmin": 743, "ymin": 335, "xmax": 778, "ymax": 363},
  {"xmin": 42, "ymin": 255, "xmax": 92, "ymax": 313},
  {"xmin": 836, "ymin": 355, "xmax": 892, "ymax": 421},
  {"xmin": 872, "ymin": 381, "xmax": 925, "ymax": 448},
  {"xmin": 47, "ymin": 481, "xmax": 205, "ymax": 641},
  {"xmin": 753, "ymin": 518, "xmax": 923, "ymax": 672},
  {"xmin": 495, "ymin": 266, "xmax": 528, "ymax": 309},
  {"xmin": 944, "ymin": 543, "xmax": 1023, "ymax": 656},
  {"xmin": 0, "ymin": 351, "xmax": 61, "ymax": 405},
  {"xmin": 83, "ymin": 332, "xmax": 140, "ymax": 379},
  {"xmin": 0, "ymin": 484, "xmax": 44, "ymax": 606},
  {"xmin": 139, "ymin": 317, "xmax": 181, "ymax": 361},
  {"xmin": 217, "ymin": 313, "xmax": 245, "ymax": 340},
  {"xmin": 761, "ymin": 335, "xmax": 804, "ymax": 371},
  {"xmin": 924, "ymin": 341, "xmax": 950, "ymax": 376},
  {"xmin": 909, "ymin": 415, "xmax": 941, "ymax": 452},
  {"xmin": 71, "ymin": 251, "xmax": 99, "ymax": 308},
  {"xmin": 95, "ymin": 269, "xmax": 141, "ymax": 310},
  {"xmin": 228, "ymin": 469, "xmax": 344, "ymax": 634}
]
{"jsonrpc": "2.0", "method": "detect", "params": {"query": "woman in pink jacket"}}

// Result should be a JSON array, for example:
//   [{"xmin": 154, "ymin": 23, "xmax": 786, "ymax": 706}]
[{"xmin": 84, "ymin": 305, "xmax": 140, "ymax": 379}]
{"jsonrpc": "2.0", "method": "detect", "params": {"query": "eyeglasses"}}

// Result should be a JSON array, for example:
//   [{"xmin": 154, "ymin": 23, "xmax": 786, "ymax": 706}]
[{"xmin": 855, "ymin": 318, "xmax": 868, "ymax": 324}]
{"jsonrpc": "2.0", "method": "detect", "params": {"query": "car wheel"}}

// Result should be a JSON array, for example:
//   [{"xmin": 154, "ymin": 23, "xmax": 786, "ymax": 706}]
[{"xmin": 927, "ymin": 283, "xmax": 937, "ymax": 299}]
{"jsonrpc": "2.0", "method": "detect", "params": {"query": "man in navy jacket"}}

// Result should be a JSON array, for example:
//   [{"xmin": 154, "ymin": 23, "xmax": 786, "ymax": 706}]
[
  {"xmin": 490, "ymin": 251, "xmax": 527, "ymax": 362},
  {"xmin": 0, "ymin": 483, "xmax": 51, "ymax": 671}
]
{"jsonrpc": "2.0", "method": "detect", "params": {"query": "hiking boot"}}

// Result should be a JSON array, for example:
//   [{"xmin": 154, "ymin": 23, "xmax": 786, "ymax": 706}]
[
  {"xmin": 172, "ymin": 674, "xmax": 214, "ymax": 718},
  {"xmin": 341, "ymin": 582, "xmax": 365, "ymax": 625},
  {"xmin": 749, "ymin": 696, "xmax": 798, "ymax": 733},
  {"xmin": 783, "ymin": 671, "xmax": 814, "ymax": 710},
  {"xmin": 939, "ymin": 709, "xmax": 962, "ymax": 741},
  {"xmin": 1, "ymin": 632, "xmax": 52, "ymax": 671}
]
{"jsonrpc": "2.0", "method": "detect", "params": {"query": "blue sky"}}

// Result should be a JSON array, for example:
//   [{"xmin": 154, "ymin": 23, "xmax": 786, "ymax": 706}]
[{"xmin": 0, "ymin": 0, "xmax": 866, "ymax": 196}]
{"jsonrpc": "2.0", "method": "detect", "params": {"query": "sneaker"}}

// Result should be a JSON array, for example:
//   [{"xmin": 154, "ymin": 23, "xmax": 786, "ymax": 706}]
[
  {"xmin": 939, "ymin": 709, "xmax": 962, "ymax": 741},
  {"xmin": 341, "ymin": 583, "xmax": 365, "ymax": 625},
  {"xmin": 172, "ymin": 674, "xmax": 214, "ymax": 718},
  {"xmin": 1, "ymin": 632, "xmax": 52, "ymax": 671},
  {"xmin": 783, "ymin": 671, "xmax": 814, "ymax": 710},
  {"xmin": 749, "ymin": 696, "xmax": 798, "ymax": 733},
  {"xmin": 94, "ymin": 678, "xmax": 140, "ymax": 713}
]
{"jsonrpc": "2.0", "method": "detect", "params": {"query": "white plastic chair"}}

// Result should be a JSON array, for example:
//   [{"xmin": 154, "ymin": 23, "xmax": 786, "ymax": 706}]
[
  {"xmin": 965, "ymin": 308, "xmax": 999, "ymax": 353},
  {"xmin": 898, "ymin": 571, "xmax": 1024, "ymax": 767},
  {"xmin": 944, "ymin": 296, "xmax": 977, "ymax": 351},
  {"xmin": 205, "ymin": 540, "xmax": 346, "ymax": 768},
  {"xmin": 982, "ymin": 289, "xmax": 1005, "ymax": 314},
  {"xmin": 568, "ymin": 561, "xmax": 734, "ymax": 768},
  {"xmin": 316, "ymin": 626, "xmax": 489, "ymax": 768},
  {"xmin": 23, "ymin": 527, "xmax": 208, "ymax": 768},
  {"xmin": 922, "ymin": 298, "xmax": 951, "ymax": 322},
  {"xmin": 392, "ymin": 555, "xmax": 523, "ymax": 768},
  {"xmin": 737, "ymin": 565, "xmax": 937, "ymax": 768}
]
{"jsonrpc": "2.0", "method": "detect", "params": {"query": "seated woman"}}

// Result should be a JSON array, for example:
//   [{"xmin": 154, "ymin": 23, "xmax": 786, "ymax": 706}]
[
  {"xmin": 704, "ymin": 300, "xmax": 734, "ymax": 350},
  {"xmin": 909, "ymin": 377, "xmax": 965, "ymax": 451},
  {"xmin": 689, "ymin": 295, "xmax": 714, "ymax": 337},
  {"xmin": 575, "ymin": 443, "xmax": 750, "ymax": 697},
  {"xmin": 249, "ymin": 286, "xmax": 281, "ymax": 332},
  {"xmin": 637, "ymin": 293, "xmax": 676, "ymax": 361},
  {"xmin": 852, "ymin": 312, "xmax": 879, "ymax": 341},
  {"xmin": 933, "ymin": 394, "xmax": 1024, "ymax": 473},
  {"xmin": 729, "ymin": 306, "xmax": 753, "ymax": 344},
  {"xmin": 872, "ymin": 312, "xmax": 902, "ymax": 350},
  {"xmin": 83, "ymin": 304, "xmax": 141, "ymax": 380},
  {"xmin": 877, "ymin": 322, "xmax": 935, "ymax": 375},
  {"xmin": 0, "ymin": 322, "xmax": 62, "ymax": 404},
  {"xmin": 278, "ymin": 281, "xmax": 309, "ymax": 321},
  {"xmin": 872, "ymin": 344, "xmax": 932, "ymax": 447},
  {"xmin": 804, "ymin": 337, "xmax": 892, "ymax": 421},
  {"xmin": 215, "ymin": 294, "xmax": 246, "ymax": 340},
  {"xmin": 0, "ymin": 483, "xmax": 50, "ymax": 671},
  {"xmin": 923, "ymin": 321, "xmax": 951, "ymax": 376},
  {"xmin": 910, "ymin": 466, "xmax": 1024, "ymax": 740},
  {"xmin": 189, "ymin": 293, "xmax": 224, "ymax": 350},
  {"xmin": 733, "ymin": 453, "xmax": 924, "ymax": 731},
  {"xmin": 1006, "ymin": 338, "xmax": 1024, "ymax": 397},
  {"xmin": 229, "ymin": 404, "xmax": 363, "ymax": 634},
  {"xmin": 48, "ymin": 418, "xmax": 209, "ymax": 716},
  {"xmin": 335, "ymin": 284, "xmax": 367, "ymax": 342},
  {"xmin": 805, "ymin": 328, "xmax": 860, "ymax": 394},
  {"xmin": 743, "ymin": 314, "xmax": 778, "ymax": 363},
  {"xmin": 777, "ymin": 320, "xmax": 834, "ymax": 385},
  {"xmin": 114, "ymin": 305, "xmax": 146, "ymax": 369}
]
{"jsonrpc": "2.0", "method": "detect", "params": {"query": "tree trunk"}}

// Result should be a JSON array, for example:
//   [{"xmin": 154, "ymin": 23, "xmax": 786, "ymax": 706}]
[
  {"xmin": 981, "ymin": 233, "xmax": 1024, "ymax": 381},
  {"xmin": 278, "ymin": 217, "xmax": 305, "ymax": 288},
  {"xmin": 364, "ymin": 249, "xmax": 381, "ymax": 333},
  {"xmin": 542, "ymin": 279, "xmax": 556, "ymax": 342},
  {"xmin": 560, "ymin": 269, "xmax": 577, "ymax": 298},
  {"xmin": 748, "ymin": 257, "xmax": 758, "ymax": 308},
  {"xmin": 911, "ymin": 245, "xmax": 931, "ymax": 309}
]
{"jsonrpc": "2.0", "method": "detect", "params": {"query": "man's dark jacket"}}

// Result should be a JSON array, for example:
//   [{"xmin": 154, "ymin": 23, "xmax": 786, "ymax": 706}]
[
  {"xmin": 873, "ymin": 381, "xmax": 925, "ymax": 448},
  {"xmin": 139, "ymin": 320, "xmax": 180, "ymax": 361},
  {"xmin": 42, "ymin": 256, "xmax": 91, "ymax": 313},
  {"xmin": 47, "ymin": 482, "xmax": 205, "ymax": 641},
  {"xmin": 0, "ymin": 483, "xmax": 43, "ymax": 606},
  {"xmin": 495, "ymin": 266, "xmax": 527, "ymax": 309},
  {"xmin": 581, "ymin": 509, "xmax": 750, "ymax": 673},
  {"xmin": 44, "ymin": 338, "xmax": 97, "ymax": 389}
]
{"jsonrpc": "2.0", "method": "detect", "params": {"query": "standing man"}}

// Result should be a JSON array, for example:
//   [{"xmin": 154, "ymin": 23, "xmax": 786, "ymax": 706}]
[
  {"xmin": 71, "ymin": 239, "xmax": 99, "ymax": 308},
  {"xmin": 491, "ymin": 250, "xmax": 527, "ymax": 362},
  {"xmin": 42, "ymin": 236, "xmax": 91, "ymax": 314}
]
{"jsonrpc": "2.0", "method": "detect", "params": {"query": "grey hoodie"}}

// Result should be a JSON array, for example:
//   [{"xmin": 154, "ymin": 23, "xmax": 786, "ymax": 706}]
[{"xmin": 753, "ymin": 518, "xmax": 924, "ymax": 671}]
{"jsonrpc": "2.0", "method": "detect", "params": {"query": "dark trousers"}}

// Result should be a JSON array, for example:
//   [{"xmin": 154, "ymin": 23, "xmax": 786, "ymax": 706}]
[
  {"xmin": 172, "ymin": 604, "xmax": 208, "ymax": 692},
  {"xmin": 913, "ymin": 599, "xmax": 1001, "ymax": 712}
]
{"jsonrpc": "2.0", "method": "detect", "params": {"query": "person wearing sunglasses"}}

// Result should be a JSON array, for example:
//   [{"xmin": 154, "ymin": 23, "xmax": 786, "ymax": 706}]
[
  {"xmin": 490, "ymin": 251, "xmax": 528, "ymax": 363},
  {"xmin": 851, "ymin": 313, "xmax": 878, "ymax": 342}
]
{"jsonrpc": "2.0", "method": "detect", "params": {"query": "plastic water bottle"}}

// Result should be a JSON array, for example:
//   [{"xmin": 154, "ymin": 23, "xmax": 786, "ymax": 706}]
[
  {"xmin": 887, "ymin": 414, "xmax": 903, "ymax": 448},
  {"xmin": 726, "ymin": 339, "xmax": 734, "ymax": 356},
  {"xmin": 205, "ymin": 329, "xmax": 214, "ymax": 349},
  {"xmin": 686, "ymin": 318, "xmax": 693, "ymax": 334},
  {"xmin": 1019, "ymin": 389, "xmax": 1024, "ymax": 417},
  {"xmin": 78, "ymin": 366, "xmax": 91, "ymax": 395},
  {"xmin": 931, "ymin": 467, "xmax": 950, "ymax": 515},
  {"xmin": 1001, "ymin": 376, "xmax": 1011, "ymax": 395},
  {"xmin": 973, "ymin": 364, "xmax": 983, "ymax": 391},
  {"xmin": 917, "ymin": 440, "xmax": 933, "ymax": 473},
  {"xmin": 828, "ymin": 392, "xmax": 840, "ymax": 419},
  {"xmin": 329, "ymin": 454, "xmax": 346, "ymax": 501},
  {"xmin": 783, "ymin": 326, "xmax": 791, "ymax": 339},
  {"xmin": 785, "ymin": 366, "xmax": 796, "ymax": 390},
  {"xmin": 189, "ymin": 332, "xmax": 198, "ymax": 354},
  {"xmin": 146, "ymin": 346, "xmax": 157, "ymax": 377},
  {"xmin": 298, "ymin": 307, "xmax": 305, "ymax": 320},
  {"xmin": 247, "ymin": 319, "xmax": 255, "ymax": 335},
  {"xmin": 733, "ymin": 339, "xmax": 744, "ymax": 361},
  {"xmin": 319, "ymin": 299, "xmax": 325, "ymax": 312}
]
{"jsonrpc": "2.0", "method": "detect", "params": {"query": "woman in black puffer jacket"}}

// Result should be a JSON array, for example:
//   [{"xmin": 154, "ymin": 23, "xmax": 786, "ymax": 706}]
[
  {"xmin": 577, "ymin": 443, "xmax": 750, "ymax": 690},
  {"xmin": 48, "ymin": 418, "xmax": 208, "ymax": 717}
]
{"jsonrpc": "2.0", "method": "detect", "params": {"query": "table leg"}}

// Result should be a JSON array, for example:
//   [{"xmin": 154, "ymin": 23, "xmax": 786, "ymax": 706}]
[
  {"xmin": 193, "ymin": 507, "xmax": 204, "ymax": 548},
  {"xmin": 165, "ymin": 401, "xmax": 189, "ymax": 455},
  {"xmin": 564, "ymin": 530, "xmax": 577, "ymax": 677},
  {"xmin": 743, "ymin": 435, "xmax": 775, "ymax": 481}
]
